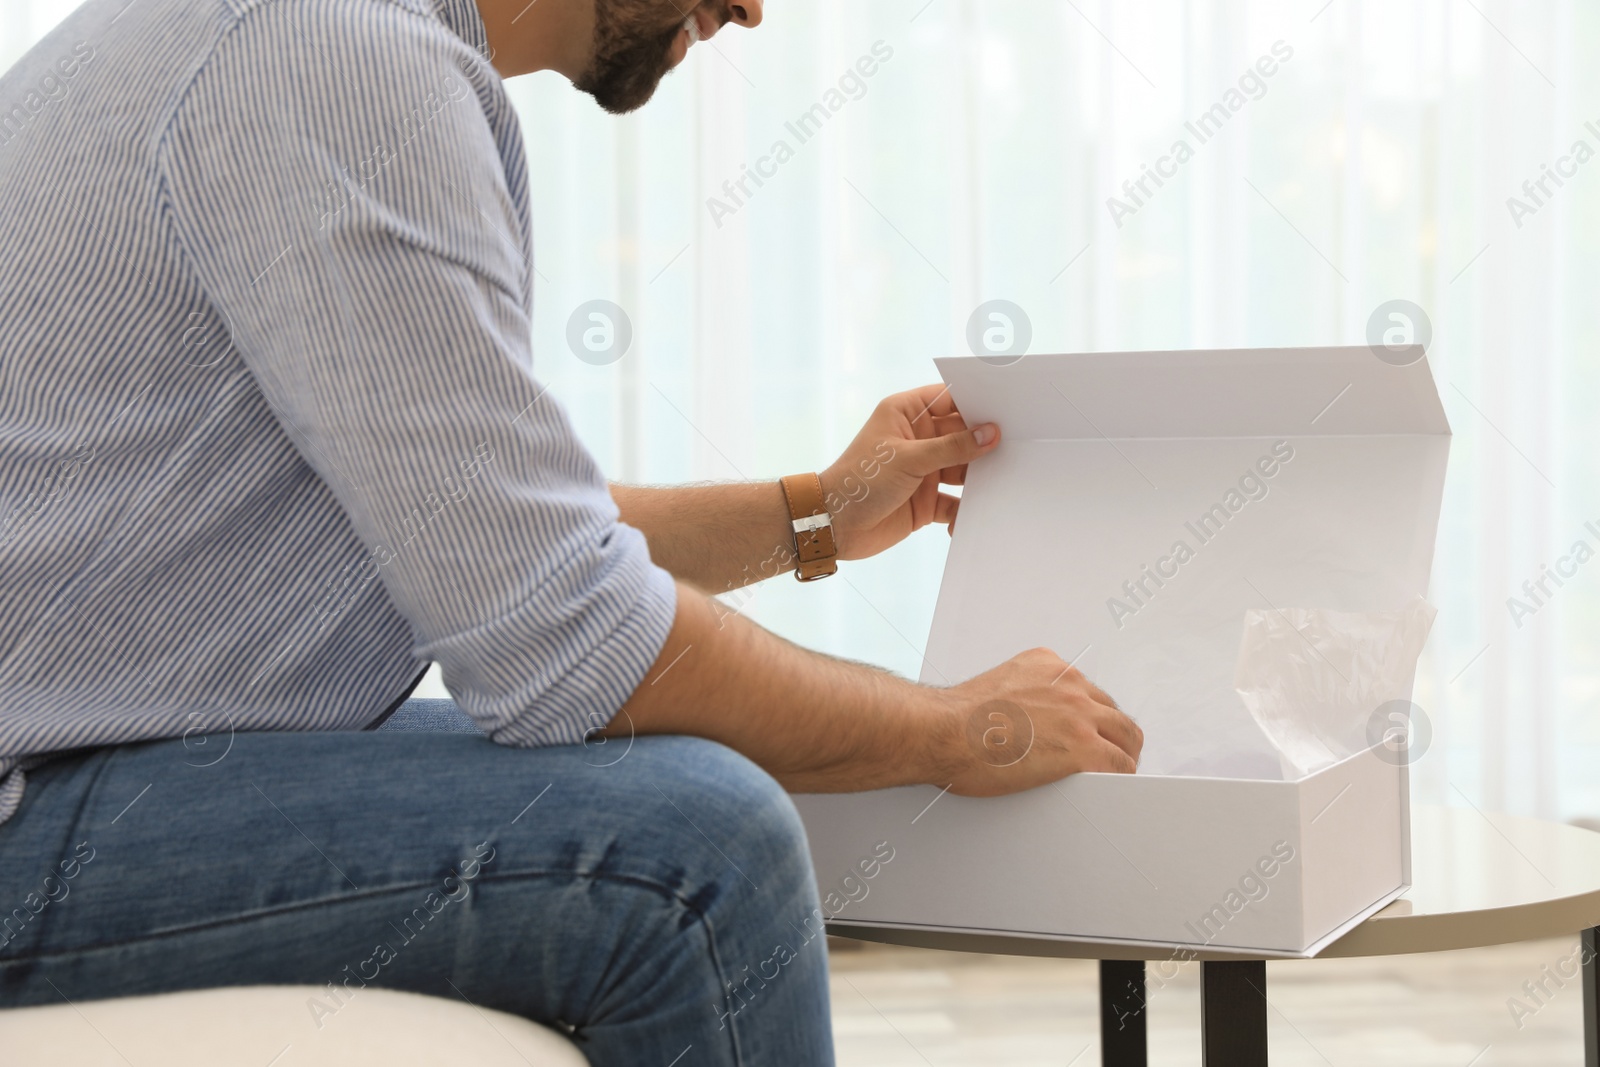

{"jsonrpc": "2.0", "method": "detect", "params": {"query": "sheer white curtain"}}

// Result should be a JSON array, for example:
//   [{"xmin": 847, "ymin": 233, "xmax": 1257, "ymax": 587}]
[{"xmin": 6, "ymin": 0, "xmax": 1594, "ymax": 821}]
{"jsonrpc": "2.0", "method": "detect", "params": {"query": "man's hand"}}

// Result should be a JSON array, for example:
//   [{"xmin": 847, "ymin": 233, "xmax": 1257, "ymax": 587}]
[
  {"xmin": 820, "ymin": 383, "xmax": 999, "ymax": 561},
  {"xmin": 613, "ymin": 382, "xmax": 997, "ymax": 590},
  {"xmin": 933, "ymin": 648, "xmax": 1143, "ymax": 796}
]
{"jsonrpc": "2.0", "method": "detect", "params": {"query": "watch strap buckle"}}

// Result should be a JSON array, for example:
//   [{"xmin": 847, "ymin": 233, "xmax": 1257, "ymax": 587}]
[{"xmin": 780, "ymin": 473, "xmax": 838, "ymax": 581}]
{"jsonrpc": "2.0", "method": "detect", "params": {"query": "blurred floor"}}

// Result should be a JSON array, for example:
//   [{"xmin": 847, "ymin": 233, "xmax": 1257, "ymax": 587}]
[{"xmin": 828, "ymin": 936, "xmax": 1585, "ymax": 1065}]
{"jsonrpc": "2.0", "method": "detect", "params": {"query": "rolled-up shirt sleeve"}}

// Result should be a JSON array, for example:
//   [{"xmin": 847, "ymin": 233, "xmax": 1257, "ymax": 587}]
[{"xmin": 155, "ymin": 0, "xmax": 676, "ymax": 744}]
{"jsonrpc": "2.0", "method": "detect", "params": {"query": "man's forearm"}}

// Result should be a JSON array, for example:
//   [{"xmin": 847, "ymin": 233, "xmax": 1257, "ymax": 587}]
[
  {"xmin": 609, "ymin": 580, "xmax": 952, "ymax": 793},
  {"xmin": 607, "ymin": 582, "xmax": 1145, "ymax": 796},
  {"xmin": 611, "ymin": 482, "xmax": 798, "ymax": 594}
]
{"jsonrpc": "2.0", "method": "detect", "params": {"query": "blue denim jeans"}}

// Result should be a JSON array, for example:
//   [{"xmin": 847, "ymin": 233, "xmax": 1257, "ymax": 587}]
[{"xmin": 0, "ymin": 700, "xmax": 836, "ymax": 1065}]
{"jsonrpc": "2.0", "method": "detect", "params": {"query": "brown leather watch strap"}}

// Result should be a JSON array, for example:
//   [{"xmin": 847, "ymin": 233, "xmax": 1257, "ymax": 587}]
[{"xmin": 779, "ymin": 473, "xmax": 838, "ymax": 582}]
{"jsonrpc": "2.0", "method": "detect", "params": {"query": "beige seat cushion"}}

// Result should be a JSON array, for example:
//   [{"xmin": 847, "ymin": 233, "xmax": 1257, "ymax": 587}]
[{"xmin": 0, "ymin": 985, "xmax": 589, "ymax": 1066}]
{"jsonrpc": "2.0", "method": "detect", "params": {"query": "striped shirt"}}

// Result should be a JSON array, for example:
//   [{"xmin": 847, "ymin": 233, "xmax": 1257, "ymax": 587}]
[{"xmin": 0, "ymin": 0, "xmax": 678, "ymax": 822}]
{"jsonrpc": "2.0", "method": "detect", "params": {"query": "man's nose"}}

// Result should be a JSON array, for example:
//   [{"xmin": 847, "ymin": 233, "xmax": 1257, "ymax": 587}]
[{"xmin": 728, "ymin": 0, "xmax": 762, "ymax": 28}]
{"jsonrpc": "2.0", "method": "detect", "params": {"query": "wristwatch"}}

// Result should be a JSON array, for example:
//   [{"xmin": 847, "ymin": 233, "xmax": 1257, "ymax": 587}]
[{"xmin": 780, "ymin": 473, "xmax": 838, "ymax": 582}]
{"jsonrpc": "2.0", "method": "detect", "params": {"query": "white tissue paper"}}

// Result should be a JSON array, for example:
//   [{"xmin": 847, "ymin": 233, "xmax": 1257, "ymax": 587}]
[{"xmin": 1234, "ymin": 596, "xmax": 1437, "ymax": 780}]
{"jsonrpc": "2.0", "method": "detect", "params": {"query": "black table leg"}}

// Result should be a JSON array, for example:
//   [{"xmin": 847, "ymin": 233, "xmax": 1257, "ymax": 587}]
[
  {"xmin": 1584, "ymin": 928, "xmax": 1600, "ymax": 1067},
  {"xmin": 1098, "ymin": 960, "xmax": 1148, "ymax": 1066},
  {"xmin": 1201, "ymin": 960, "xmax": 1268, "ymax": 1066}
]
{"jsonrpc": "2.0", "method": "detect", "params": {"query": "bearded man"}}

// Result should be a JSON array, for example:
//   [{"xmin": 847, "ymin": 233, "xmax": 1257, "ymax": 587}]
[{"xmin": 0, "ymin": 0, "xmax": 1139, "ymax": 1060}]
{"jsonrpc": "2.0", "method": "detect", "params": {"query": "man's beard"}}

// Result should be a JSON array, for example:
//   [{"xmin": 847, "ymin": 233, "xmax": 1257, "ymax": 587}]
[{"xmin": 576, "ymin": 0, "xmax": 722, "ymax": 115}]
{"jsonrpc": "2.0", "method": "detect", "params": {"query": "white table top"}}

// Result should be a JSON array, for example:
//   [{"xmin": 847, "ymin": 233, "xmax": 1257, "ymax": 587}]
[{"xmin": 828, "ymin": 804, "xmax": 1600, "ymax": 962}]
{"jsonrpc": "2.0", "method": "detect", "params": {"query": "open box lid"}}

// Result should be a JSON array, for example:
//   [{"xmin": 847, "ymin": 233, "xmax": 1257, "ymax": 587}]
[{"xmin": 926, "ymin": 346, "xmax": 1451, "ymax": 781}]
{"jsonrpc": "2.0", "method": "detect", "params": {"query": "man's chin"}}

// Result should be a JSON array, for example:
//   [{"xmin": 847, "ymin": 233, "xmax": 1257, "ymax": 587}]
[
  {"xmin": 583, "ymin": 72, "xmax": 670, "ymax": 115},
  {"xmin": 577, "ymin": 29, "xmax": 680, "ymax": 115}
]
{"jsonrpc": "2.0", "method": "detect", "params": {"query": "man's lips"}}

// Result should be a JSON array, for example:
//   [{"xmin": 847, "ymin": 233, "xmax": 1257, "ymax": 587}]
[
  {"xmin": 692, "ymin": 4, "xmax": 721, "ymax": 41},
  {"xmin": 669, "ymin": 5, "xmax": 723, "ymax": 68}
]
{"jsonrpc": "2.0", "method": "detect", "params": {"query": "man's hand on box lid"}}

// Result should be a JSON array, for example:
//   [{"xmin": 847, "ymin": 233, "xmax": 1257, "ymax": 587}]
[{"xmin": 819, "ymin": 383, "xmax": 1000, "ymax": 562}]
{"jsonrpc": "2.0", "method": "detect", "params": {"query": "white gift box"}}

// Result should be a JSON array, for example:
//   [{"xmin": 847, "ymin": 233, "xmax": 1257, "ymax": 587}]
[{"xmin": 794, "ymin": 346, "xmax": 1451, "ymax": 957}]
